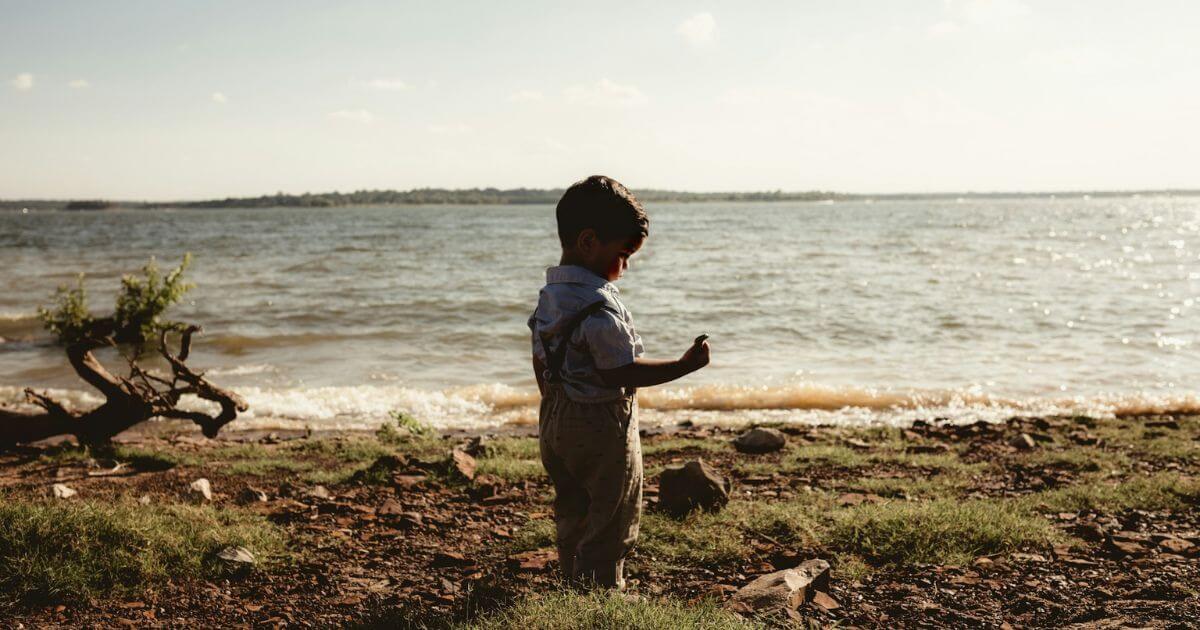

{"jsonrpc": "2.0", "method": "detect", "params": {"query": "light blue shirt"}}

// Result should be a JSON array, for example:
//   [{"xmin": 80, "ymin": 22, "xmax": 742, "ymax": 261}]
[{"xmin": 528, "ymin": 265, "xmax": 645, "ymax": 403}]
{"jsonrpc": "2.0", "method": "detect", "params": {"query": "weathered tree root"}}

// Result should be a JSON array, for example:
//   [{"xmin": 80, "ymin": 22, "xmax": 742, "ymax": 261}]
[{"xmin": 0, "ymin": 326, "xmax": 246, "ymax": 448}]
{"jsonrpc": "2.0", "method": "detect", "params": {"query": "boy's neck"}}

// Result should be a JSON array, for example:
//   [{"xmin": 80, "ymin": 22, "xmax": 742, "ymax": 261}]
[{"xmin": 559, "ymin": 252, "xmax": 608, "ymax": 282}]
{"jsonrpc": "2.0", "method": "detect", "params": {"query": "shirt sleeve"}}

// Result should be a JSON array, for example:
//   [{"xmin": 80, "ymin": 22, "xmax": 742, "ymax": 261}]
[{"xmin": 580, "ymin": 309, "xmax": 640, "ymax": 369}]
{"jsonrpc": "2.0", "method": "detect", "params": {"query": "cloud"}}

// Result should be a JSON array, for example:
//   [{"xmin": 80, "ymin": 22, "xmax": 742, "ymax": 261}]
[
  {"xmin": 954, "ymin": 0, "xmax": 1031, "ymax": 26},
  {"xmin": 927, "ymin": 20, "xmax": 960, "ymax": 37},
  {"xmin": 11, "ymin": 73, "xmax": 33, "ymax": 91},
  {"xmin": 564, "ymin": 78, "xmax": 647, "ymax": 108},
  {"xmin": 211, "ymin": 92, "xmax": 228, "ymax": 104},
  {"xmin": 508, "ymin": 89, "xmax": 544, "ymax": 103},
  {"xmin": 361, "ymin": 78, "xmax": 408, "ymax": 91},
  {"xmin": 1027, "ymin": 47, "xmax": 1115, "ymax": 75},
  {"xmin": 427, "ymin": 122, "xmax": 471, "ymax": 135},
  {"xmin": 328, "ymin": 109, "xmax": 374, "ymax": 124},
  {"xmin": 677, "ymin": 12, "xmax": 717, "ymax": 46},
  {"xmin": 67, "ymin": 79, "xmax": 90, "ymax": 89}
]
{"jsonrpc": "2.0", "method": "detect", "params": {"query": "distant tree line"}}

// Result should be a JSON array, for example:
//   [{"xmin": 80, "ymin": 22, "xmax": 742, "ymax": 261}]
[
  {"xmin": 2, "ymin": 188, "xmax": 1198, "ymax": 211},
  {"xmin": 156, "ymin": 188, "xmax": 855, "ymax": 208}
]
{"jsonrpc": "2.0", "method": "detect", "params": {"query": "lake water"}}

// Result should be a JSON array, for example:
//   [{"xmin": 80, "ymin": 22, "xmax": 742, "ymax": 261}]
[{"xmin": 2, "ymin": 197, "xmax": 1198, "ymax": 431}]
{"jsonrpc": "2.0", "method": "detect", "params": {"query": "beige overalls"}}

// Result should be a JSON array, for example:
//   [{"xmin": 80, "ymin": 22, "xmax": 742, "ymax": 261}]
[{"xmin": 539, "ymin": 383, "xmax": 642, "ymax": 589}]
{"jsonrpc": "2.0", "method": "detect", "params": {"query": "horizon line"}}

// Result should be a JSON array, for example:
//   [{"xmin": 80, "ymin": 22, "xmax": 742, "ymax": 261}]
[{"xmin": 4, "ymin": 185, "xmax": 1200, "ymax": 205}]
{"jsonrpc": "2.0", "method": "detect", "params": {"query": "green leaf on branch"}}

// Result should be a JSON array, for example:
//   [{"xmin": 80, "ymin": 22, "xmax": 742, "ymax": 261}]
[{"xmin": 38, "ymin": 254, "xmax": 196, "ymax": 347}]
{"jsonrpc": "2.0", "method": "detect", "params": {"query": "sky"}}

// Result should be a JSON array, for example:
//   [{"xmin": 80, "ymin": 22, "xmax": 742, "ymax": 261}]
[{"xmin": 2, "ymin": 0, "xmax": 1199, "ymax": 199}]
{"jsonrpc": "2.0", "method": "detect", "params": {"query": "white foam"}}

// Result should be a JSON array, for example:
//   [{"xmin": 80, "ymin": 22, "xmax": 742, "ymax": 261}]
[
  {"xmin": 4, "ymin": 382, "xmax": 1197, "ymax": 433},
  {"xmin": 205, "ymin": 364, "xmax": 278, "ymax": 376}
]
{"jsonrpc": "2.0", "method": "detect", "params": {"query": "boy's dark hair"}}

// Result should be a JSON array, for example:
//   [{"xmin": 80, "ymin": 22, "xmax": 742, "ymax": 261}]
[{"xmin": 556, "ymin": 175, "xmax": 649, "ymax": 249}]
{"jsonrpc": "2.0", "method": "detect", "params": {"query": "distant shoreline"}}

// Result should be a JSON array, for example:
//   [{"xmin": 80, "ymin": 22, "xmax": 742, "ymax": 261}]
[{"xmin": 3, "ymin": 187, "xmax": 1199, "ymax": 211}]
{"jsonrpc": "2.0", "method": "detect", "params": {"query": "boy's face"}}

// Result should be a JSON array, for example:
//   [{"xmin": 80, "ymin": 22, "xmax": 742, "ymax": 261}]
[{"xmin": 578, "ymin": 231, "xmax": 644, "ymax": 282}]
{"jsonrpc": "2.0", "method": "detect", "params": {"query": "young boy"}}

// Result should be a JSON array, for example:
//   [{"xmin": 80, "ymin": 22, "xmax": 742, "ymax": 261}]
[{"xmin": 528, "ymin": 175, "xmax": 711, "ymax": 590}]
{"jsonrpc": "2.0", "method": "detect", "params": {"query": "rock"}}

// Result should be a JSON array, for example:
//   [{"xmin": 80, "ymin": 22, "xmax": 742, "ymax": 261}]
[
  {"xmin": 460, "ymin": 435, "xmax": 493, "ymax": 457},
  {"xmin": 1105, "ymin": 536, "xmax": 1145, "ymax": 558},
  {"xmin": 1158, "ymin": 537, "xmax": 1195, "ymax": 555},
  {"xmin": 377, "ymin": 498, "xmax": 406, "ymax": 517},
  {"xmin": 728, "ymin": 559, "xmax": 831, "ymax": 613},
  {"xmin": 733, "ymin": 428, "xmax": 787, "ymax": 454},
  {"xmin": 138, "ymin": 495, "xmax": 152, "ymax": 505},
  {"xmin": 239, "ymin": 486, "xmax": 269, "ymax": 504},
  {"xmin": 843, "ymin": 438, "xmax": 872, "ymax": 450},
  {"xmin": 189, "ymin": 478, "xmax": 213, "ymax": 502},
  {"xmin": 811, "ymin": 590, "xmax": 841, "ymax": 611},
  {"xmin": 306, "ymin": 485, "xmax": 332, "ymax": 500},
  {"xmin": 52, "ymin": 483, "xmax": 77, "ymax": 499},
  {"xmin": 1074, "ymin": 522, "xmax": 1107, "ymax": 542},
  {"xmin": 1008, "ymin": 433, "xmax": 1037, "ymax": 450},
  {"xmin": 468, "ymin": 474, "xmax": 504, "ymax": 501},
  {"xmin": 398, "ymin": 511, "xmax": 425, "ymax": 529},
  {"xmin": 216, "ymin": 546, "xmax": 256, "ymax": 565},
  {"xmin": 507, "ymin": 548, "xmax": 556, "ymax": 571},
  {"xmin": 449, "ymin": 449, "xmax": 477, "ymax": 481},
  {"xmin": 657, "ymin": 459, "xmax": 731, "ymax": 517},
  {"xmin": 432, "ymin": 551, "xmax": 473, "ymax": 568}
]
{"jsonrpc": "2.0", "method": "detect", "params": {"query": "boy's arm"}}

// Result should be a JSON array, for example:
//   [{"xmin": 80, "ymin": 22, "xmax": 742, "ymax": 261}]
[
  {"xmin": 533, "ymin": 354, "xmax": 548, "ymax": 396},
  {"xmin": 596, "ymin": 340, "xmax": 709, "ymax": 389}
]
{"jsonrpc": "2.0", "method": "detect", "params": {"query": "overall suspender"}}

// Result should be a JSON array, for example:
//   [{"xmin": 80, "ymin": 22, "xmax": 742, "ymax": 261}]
[{"xmin": 539, "ymin": 300, "xmax": 613, "ymax": 383}]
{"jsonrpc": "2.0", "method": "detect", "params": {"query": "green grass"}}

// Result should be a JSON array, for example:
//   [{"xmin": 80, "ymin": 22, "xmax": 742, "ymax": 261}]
[
  {"xmin": 1029, "ymin": 473, "xmax": 1200, "ymax": 514},
  {"xmin": 458, "ymin": 590, "xmax": 764, "ymax": 630},
  {"xmin": 0, "ymin": 498, "xmax": 288, "ymax": 607},
  {"xmin": 639, "ymin": 499, "xmax": 823, "ymax": 568},
  {"xmin": 642, "ymin": 438, "xmax": 730, "ymax": 457},
  {"xmin": 827, "ymin": 498, "xmax": 1061, "ymax": 566},
  {"xmin": 477, "ymin": 458, "xmax": 545, "ymax": 482},
  {"xmin": 509, "ymin": 517, "xmax": 555, "ymax": 553},
  {"xmin": 475, "ymin": 437, "xmax": 545, "ymax": 482},
  {"xmin": 847, "ymin": 474, "xmax": 970, "ymax": 500},
  {"xmin": 1016, "ymin": 447, "xmax": 1129, "ymax": 473},
  {"xmin": 37, "ymin": 444, "xmax": 180, "ymax": 471},
  {"xmin": 286, "ymin": 437, "xmax": 409, "ymax": 484},
  {"xmin": 226, "ymin": 457, "xmax": 315, "ymax": 476}
]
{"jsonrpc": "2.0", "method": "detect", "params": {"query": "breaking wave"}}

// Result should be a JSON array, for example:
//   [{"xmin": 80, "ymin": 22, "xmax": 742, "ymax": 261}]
[{"xmin": 4, "ymin": 382, "xmax": 1197, "ymax": 433}]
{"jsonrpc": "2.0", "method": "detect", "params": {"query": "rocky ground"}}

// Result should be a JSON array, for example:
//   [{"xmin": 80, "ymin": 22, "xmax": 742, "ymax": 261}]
[{"xmin": 1, "ymin": 413, "xmax": 1198, "ymax": 628}]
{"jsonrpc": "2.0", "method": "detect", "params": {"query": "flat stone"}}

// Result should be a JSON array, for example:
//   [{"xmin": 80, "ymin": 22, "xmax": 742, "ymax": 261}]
[
  {"xmin": 733, "ymin": 428, "xmax": 787, "ymax": 454},
  {"xmin": 728, "ymin": 559, "xmax": 831, "ymax": 613},
  {"xmin": 1159, "ymin": 537, "xmax": 1195, "ymax": 555},
  {"xmin": 811, "ymin": 590, "xmax": 841, "ymax": 611},
  {"xmin": 52, "ymin": 483, "xmax": 77, "ymax": 499},
  {"xmin": 216, "ymin": 546, "xmax": 255, "ymax": 564}
]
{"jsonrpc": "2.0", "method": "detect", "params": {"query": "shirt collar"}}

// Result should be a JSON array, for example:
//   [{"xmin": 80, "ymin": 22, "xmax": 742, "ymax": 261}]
[{"xmin": 546, "ymin": 265, "xmax": 617, "ymax": 292}]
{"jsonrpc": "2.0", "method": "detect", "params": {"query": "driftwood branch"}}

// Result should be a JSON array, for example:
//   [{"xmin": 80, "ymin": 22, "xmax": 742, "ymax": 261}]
[{"xmin": 0, "ymin": 326, "xmax": 247, "ymax": 448}]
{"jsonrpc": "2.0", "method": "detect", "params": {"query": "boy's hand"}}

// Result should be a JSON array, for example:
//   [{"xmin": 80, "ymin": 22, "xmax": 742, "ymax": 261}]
[{"xmin": 680, "ymin": 338, "xmax": 710, "ymax": 371}]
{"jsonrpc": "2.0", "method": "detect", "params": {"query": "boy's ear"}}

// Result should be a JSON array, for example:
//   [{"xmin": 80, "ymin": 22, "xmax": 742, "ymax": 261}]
[{"xmin": 576, "ymin": 228, "xmax": 598, "ymax": 252}]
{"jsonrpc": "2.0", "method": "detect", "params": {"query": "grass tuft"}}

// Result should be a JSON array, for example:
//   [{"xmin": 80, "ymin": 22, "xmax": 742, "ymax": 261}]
[
  {"xmin": 827, "ymin": 498, "xmax": 1060, "ymax": 566},
  {"xmin": 458, "ymin": 590, "xmax": 763, "ymax": 630},
  {"xmin": 0, "ymin": 498, "xmax": 288, "ymax": 607},
  {"xmin": 1030, "ymin": 473, "xmax": 1200, "ymax": 514},
  {"xmin": 639, "ymin": 499, "xmax": 822, "ymax": 568}
]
